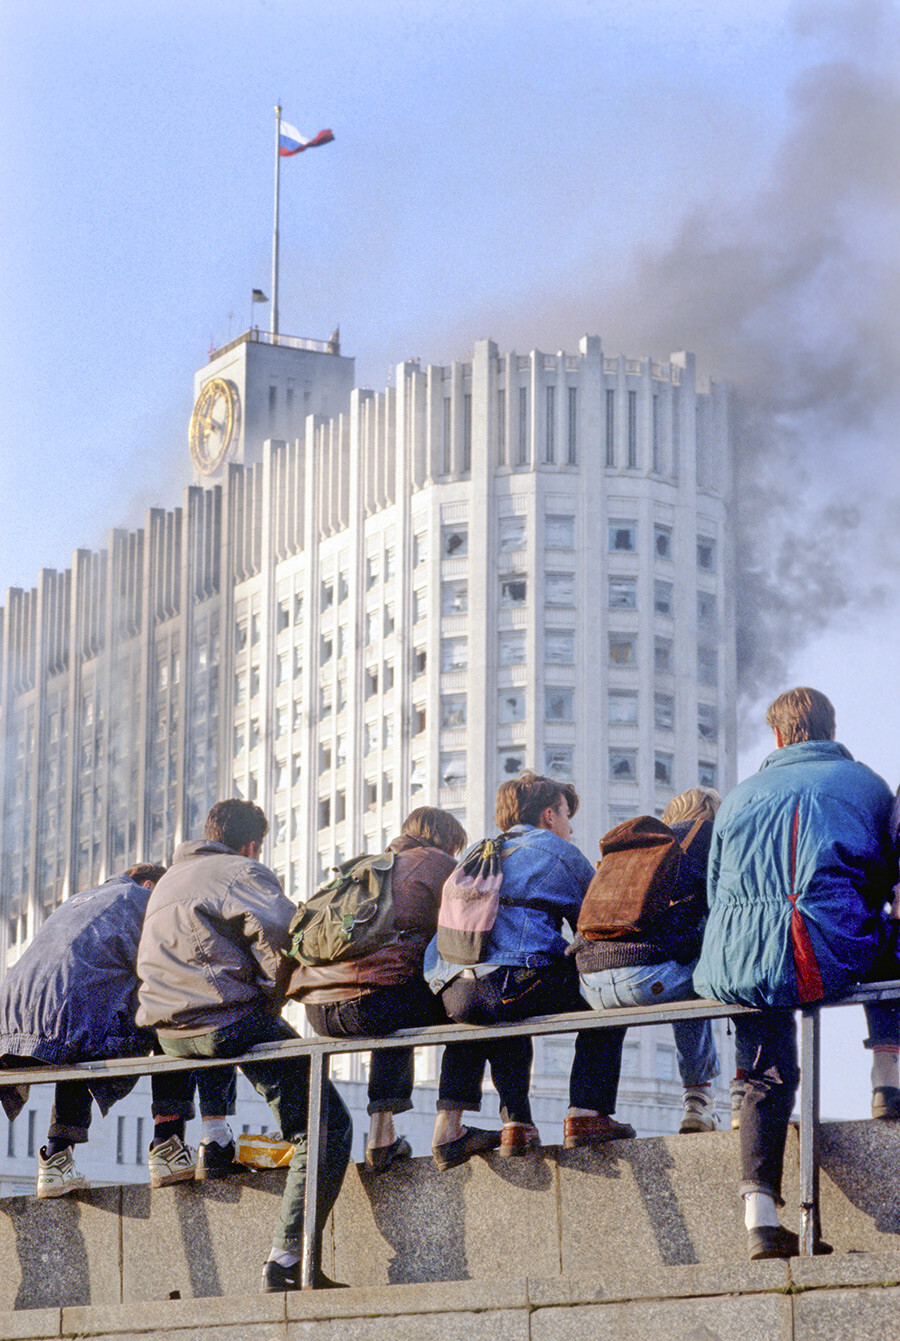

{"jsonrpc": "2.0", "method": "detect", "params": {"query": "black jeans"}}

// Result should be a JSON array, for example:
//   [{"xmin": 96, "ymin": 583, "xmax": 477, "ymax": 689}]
[
  {"xmin": 306, "ymin": 978, "xmax": 446, "ymax": 1116},
  {"xmin": 439, "ymin": 960, "xmax": 626, "ymax": 1124},
  {"xmin": 160, "ymin": 1011, "xmax": 352, "ymax": 1254},
  {"xmin": 734, "ymin": 1010, "xmax": 799, "ymax": 1202},
  {"xmin": 49, "ymin": 1063, "xmax": 237, "ymax": 1145}
]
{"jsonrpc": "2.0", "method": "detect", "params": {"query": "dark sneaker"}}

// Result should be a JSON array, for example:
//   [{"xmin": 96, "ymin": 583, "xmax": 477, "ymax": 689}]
[
  {"xmin": 872, "ymin": 1086, "xmax": 900, "ymax": 1119},
  {"xmin": 364, "ymin": 1135, "xmax": 412, "ymax": 1174},
  {"xmin": 261, "ymin": 1260, "xmax": 348, "ymax": 1292},
  {"xmin": 748, "ymin": 1225, "xmax": 833, "ymax": 1261},
  {"xmin": 196, "ymin": 1139, "xmax": 240, "ymax": 1180},
  {"xmin": 432, "ymin": 1125, "xmax": 502, "ymax": 1171}
]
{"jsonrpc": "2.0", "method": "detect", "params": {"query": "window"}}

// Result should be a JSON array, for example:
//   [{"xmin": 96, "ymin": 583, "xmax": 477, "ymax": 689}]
[
  {"xmin": 321, "ymin": 579, "xmax": 334, "ymax": 610},
  {"xmin": 499, "ymin": 515, "xmax": 526, "ymax": 551},
  {"xmin": 627, "ymin": 389, "xmax": 637, "ymax": 468},
  {"xmin": 517, "ymin": 386, "xmax": 529, "ymax": 464},
  {"xmin": 441, "ymin": 580, "xmax": 468, "ymax": 615},
  {"xmin": 319, "ymin": 743, "xmax": 332, "ymax": 772},
  {"xmin": 441, "ymin": 397, "xmax": 452, "ymax": 474},
  {"xmin": 545, "ymin": 630, "xmax": 575, "ymax": 664},
  {"xmin": 440, "ymin": 753, "xmax": 467, "ymax": 788},
  {"xmin": 499, "ymin": 630, "xmax": 526, "ymax": 665},
  {"xmin": 383, "ymin": 661, "xmax": 395, "ymax": 690},
  {"xmin": 410, "ymin": 758, "xmax": 426, "ymax": 793},
  {"xmin": 462, "ymin": 393, "xmax": 472, "ymax": 472},
  {"xmin": 413, "ymin": 705, "xmax": 427, "ymax": 735},
  {"xmin": 609, "ymin": 576, "xmax": 637, "ymax": 609},
  {"xmin": 134, "ymin": 1116, "xmax": 144, "ymax": 1166},
  {"xmin": 442, "ymin": 524, "xmax": 468, "ymax": 558},
  {"xmin": 500, "ymin": 576, "xmax": 527, "ymax": 606},
  {"xmin": 655, "ymin": 637, "xmax": 673, "ymax": 675},
  {"xmin": 697, "ymin": 537, "xmax": 716, "ymax": 571},
  {"xmin": 365, "ymin": 667, "xmax": 379, "ymax": 698},
  {"xmin": 655, "ymin": 1044, "xmax": 676, "ymax": 1082},
  {"xmin": 609, "ymin": 521, "xmax": 637, "ymax": 552},
  {"xmin": 338, "ymin": 570, "xmax": 349, "ymax": 603},
  {"xmin": 545, "ymin": 384, "xmax": 555, "ymax": 463},
  {"xmin": 441, "ymin": 638, "xmax": 468, "ymax": 672},
  {"xmin": 365, "ymin": 721, "xmax": 378, "ymax": 755},
  {"xmin": 545, "ymin": 515, "xmax": 574, "ymax": 550},
  {"xmin": 609, "ymin": 632, "xmax": 637, "ymax": 666},
  {"xmin": 567, "ymin": 385, "xmax": 577, "ymax": 464},
  {"xmin": 605, "ymin": 388, "xmax": 615, "ymax": 467},
  {"xmin": 654, "ymin": 580, "xmax": 674, "ymax": 617},
  {"xmin": 698, "ymin": 647, "xmax": 718, "ymax": 686},
  {"xmin": 413, "ymin": 648, "xmax": 427, "ymax": 678},
  {"xmin": 655, "ymin": 752, "xmax": 673, "ymax": 788},
  {"xmin": 621, "ymin": 1042, "xmax": 640, "ymax": 1078},
  {"xmin": 383, "ymin": 773, "xmax": 394, "ymax": 803},
  {"xmin": 116, "ymin": 1116, "xmax": 125, "ymax": 1165},
  {"xmin": 385, "ymin": 548, "xmax": 395, "ymax": 581},
  {"xmin": 275, "ymin": 705, "xmax": 289, "ymax": 739},
  {"xmin": 499, "ymin": 748, "xmax": 526, "ymax": 777},
  {"xmin": 277, "ymin": 600, "xmax": 290, "ymax": 633},
  {"xmin": 698, "ymin": 703, "xmax": 718, "ymax": 742},
  {"xmin": 545, "ymin": 572, "xmax": 575, "ymax": 606},
  {"xmin": 697, "ymin": 591, "xmax": 717, "ymax": 628},
  {"xmin": 413, "ymin": 533, "xmax": 427, "ymax": 567},
  {"xmin": 699, "ymin": 761, "xmax": 717, "ymax": 788},
  {"xmin": 319, "ymin": 684, "xmax": 333, "ymax": 718},
  {"xmin": 654, "ymin": 525, "xmax": 672, "ymax": 560},
  {"xmin": 441, "ymin": 694, "xmax": 467, "ymax": 728},
  {"xmin": 366, "ymin": 554, "xmax": 380, "ymax": 590},
  {"xmin": 336, "ymin": 736, "xmax": 347, "ymax": 768},
  {"xmin": 609, "ymin": 690, "xmax": 638, "ymax": 725},
  {"xmin": 335, "ymin": 791, "xmax": 347, "ymax": 824},
  {"xmin": 499, "ymin": 690, "xmax": 526, "ymax": 723},
  {"xmin": 413, "ymin": 589, "xmax": 427, "ymax": 624},
  {"xmin": 497, "ymin": 387, "xmax": 507, "ymax": 465},
  {"xmin": 293, "ymin": 592, "xmax": 304, "ymax": 623},
  {"xmin": 609, "ymin": 749, "xmax": 637, "ymax": 782},
  {"xmin": 655, "ymin": 694, "xmax": 675, "ymax": 731},
  {"xmin": 545, "ymin": 687, "xmax": 574, "ymax": 721},
  {"xmin": 545, "ymin": 746, "xmax": 574, "ymax": 779},
  {"xmin": 320, "ymin": 635, "xmax": 333, "ymax": 665},
  {"xmin": 652, "ymin": 394, "xmax": 661, "ymax": 473},
  {"xmin": 318, "ymin": 797, "xmax": 331, "ymax": 829},
  {"xmin": 383, "ymin": 716, "xmax": 394, "ymax": 748}
]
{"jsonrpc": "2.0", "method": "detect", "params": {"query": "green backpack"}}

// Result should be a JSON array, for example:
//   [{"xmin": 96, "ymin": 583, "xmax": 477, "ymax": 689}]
[{"xmin": 288, "ymin": 850, "xmax": 397, "ymax": 966}]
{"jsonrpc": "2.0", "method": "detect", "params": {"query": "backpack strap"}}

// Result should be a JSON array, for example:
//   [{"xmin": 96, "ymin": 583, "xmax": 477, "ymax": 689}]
[{"xmin": 678, "ymin": 817, "xmax": 706, "ymax": 854}]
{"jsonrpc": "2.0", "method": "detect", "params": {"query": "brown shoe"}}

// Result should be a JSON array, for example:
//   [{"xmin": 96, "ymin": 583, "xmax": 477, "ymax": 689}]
[
  {"xmin": 564, "ymin": 1114, "xmax": 636, "ymax": 1149},
  {"xmin": 498, "ymin": 1122, "xmax": 541, "ymax": 1157}
]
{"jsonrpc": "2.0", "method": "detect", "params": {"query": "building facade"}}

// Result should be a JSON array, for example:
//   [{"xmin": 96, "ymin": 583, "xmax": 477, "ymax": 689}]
[{"xmin": 0, "ymin": 330, "xmax": 735, "ymax": 1184}]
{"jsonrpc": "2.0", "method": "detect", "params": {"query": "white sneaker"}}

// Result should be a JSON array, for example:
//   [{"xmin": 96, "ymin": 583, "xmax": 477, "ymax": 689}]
[
  {"xmin": 37, "ymin": 1146, "xmax": 89, "ymax": 1198},
  {"xmin": 148, "ymin": 1134, "xmax": 197, "ymax": 1188},
  {"xmin": 679, "ymin": 1087, "xmax": 719, "ymax": 1133}
]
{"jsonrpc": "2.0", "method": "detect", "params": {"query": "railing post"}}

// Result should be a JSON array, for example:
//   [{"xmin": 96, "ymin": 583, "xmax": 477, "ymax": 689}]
[
  {"xmin": 300, "ymin": 1045, "xmax": 329, "ymax": 1290},
  {"xmin": 799, "ymin": 1006, "xmax": 821, "ymax": 1255}
]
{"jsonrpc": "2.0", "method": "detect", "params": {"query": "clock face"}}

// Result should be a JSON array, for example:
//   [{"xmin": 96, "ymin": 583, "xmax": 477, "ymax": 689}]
[{"xmin": 189, "ymin": 377, "xmax": 240, "ymax": 474}]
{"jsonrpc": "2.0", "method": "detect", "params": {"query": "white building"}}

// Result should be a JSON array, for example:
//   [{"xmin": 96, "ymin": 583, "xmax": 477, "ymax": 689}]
[{"xmin": 0, "ymin": 329, "xmax": 735, "ymax": 1188}]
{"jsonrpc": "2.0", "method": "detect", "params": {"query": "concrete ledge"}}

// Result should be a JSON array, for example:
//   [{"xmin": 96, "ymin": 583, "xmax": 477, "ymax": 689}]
[{"xmin": 3, "ymin": 1260, "xmax": 900, "ymax": 1341}]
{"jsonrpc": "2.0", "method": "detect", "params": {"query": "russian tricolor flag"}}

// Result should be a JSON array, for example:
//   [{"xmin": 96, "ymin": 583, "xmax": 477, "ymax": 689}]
[{"xmin": 279, "ymin": 123, "xmax": 335, "ymax": 157}]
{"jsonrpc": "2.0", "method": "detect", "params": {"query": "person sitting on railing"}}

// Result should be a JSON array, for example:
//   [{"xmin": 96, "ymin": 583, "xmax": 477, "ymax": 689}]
[
  {"xmin": 424, "ymin": 770, "xmax": 633, "ymax": 1167},
  {"xmin": 694, "ymin": 687, "xmax": 896, "ymax": 1261},
  {"xmin": 136, "ymin": 799, "xmax": 352, "ymax": 1293},
  {"xmin": 0, "ymin": 865, "xmax": 237, "ymax": 1197},
  {"xmin": 571, "ymin": 786, "xmax": 723, "ymax": 1135},
  {"xmin": 288, "ymin": 807, "xmax": 467, "ymax": 1173}
]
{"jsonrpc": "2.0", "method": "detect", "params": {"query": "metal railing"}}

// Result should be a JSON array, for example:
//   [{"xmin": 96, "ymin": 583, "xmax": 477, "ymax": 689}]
[{"xmin": 2, "ymin": 981, "xmax": 898, "ymax": 1289}]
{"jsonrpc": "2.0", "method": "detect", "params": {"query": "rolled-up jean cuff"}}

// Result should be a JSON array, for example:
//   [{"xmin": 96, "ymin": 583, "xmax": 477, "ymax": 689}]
[
  {"xmin": 366, "ymin": 1097, "xmax": 414, "ymax": 1116},
  {"xmin": 150, "ymin": 1098, "xmax": 196, "ymax": 1121},
  {"xmin": 47, "ymin": 1121, "xmax": 89, "ymax": 1144},
  {"xmin": 436, "ymin": 1095, "xmax": 481, "ymax": 1113},
  {"xmin": 739, "ymin": 1180, "xmax": 784, "ymax": 1206}
]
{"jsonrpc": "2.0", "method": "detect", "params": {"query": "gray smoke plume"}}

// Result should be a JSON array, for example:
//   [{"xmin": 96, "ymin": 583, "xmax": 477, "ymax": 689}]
[{"xmin": 469, "ymin": 1, "xmax": 900, "ymax": 708}]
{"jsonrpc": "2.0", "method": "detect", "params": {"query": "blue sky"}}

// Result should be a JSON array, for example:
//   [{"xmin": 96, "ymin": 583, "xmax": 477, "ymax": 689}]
[{"xmin": 1, "ymin": 0, "xmax": 898, "ymax": 1115}]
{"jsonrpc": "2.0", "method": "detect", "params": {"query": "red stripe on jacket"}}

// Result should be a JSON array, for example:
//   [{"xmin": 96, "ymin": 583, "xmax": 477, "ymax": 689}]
[{"xmin": 787, "ymin": 800, "xmax": 825, "ymax": 1003}]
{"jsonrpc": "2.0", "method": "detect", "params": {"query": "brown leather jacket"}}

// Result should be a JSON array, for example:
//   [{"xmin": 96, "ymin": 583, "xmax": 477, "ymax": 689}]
[{"xmin": 286, "ymin": 834, "xmax": 455, "ymax": 1004}]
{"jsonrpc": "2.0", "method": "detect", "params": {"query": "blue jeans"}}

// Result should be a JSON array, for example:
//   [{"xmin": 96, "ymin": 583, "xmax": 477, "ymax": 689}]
[
  {"xmin": 580, "ymin": 959, "xmax": 720, "ymax": 1086},
  {"xmin": 160, "ymin": 1011, "xmax": 352, "ymax": 1254}
]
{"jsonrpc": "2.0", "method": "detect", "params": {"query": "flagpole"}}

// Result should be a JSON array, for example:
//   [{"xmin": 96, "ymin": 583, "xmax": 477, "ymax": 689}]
[{"xmin": 272, "ymin": 103, "xmax": 281, "ymax": 340}]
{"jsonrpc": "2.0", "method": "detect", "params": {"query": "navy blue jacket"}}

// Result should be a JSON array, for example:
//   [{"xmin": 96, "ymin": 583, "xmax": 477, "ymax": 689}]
[{"xmin": 0, "ymin": 875, "xmax": 155, "ymax": 1064}]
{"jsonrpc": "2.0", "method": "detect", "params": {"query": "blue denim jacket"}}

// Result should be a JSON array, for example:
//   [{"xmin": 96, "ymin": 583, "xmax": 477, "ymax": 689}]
[{"xmin": 424, "ymin": 824, "xmax": 595, "ymax": 989}]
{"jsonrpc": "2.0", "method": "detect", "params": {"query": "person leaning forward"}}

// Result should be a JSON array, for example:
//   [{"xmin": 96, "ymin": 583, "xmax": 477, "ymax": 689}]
[
  {"xmin": 694, "ymin": 687, "xmax": 897, "ymax": 1262},
  {"xmin": 136, "ymin": 799, "xmax": 352, "ymax": 1293}
]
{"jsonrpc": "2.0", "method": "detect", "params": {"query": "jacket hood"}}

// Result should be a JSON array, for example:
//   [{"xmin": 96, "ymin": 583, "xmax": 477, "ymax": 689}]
[
  {"xmin": 171, "ymin": 838, "xmax": 238, "ymax": 863},
  {"xmin": 759, "ymin": 741, "xmax": 853, "ymax": 771}
]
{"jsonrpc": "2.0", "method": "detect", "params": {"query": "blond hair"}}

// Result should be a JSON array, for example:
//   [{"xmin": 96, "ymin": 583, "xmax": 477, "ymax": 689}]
[
  {"xmin": 765, "ymin": 687, "xmax": 835, "ymax": 744},
  {"xmin": 661, "ymin": 787, "xmax": 722, "ymax": 826}
]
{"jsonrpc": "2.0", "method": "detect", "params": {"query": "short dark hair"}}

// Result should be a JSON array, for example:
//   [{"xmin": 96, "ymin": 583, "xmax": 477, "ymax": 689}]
[
  {"xmin": 765, "ymin": 687, "xmax": 836, "ymax": 744},
  {"xmin": 204, "ymin": 799, "xmax": 269, "ymax": 852},
  {"xmin": 495, "ymin": 770, "xmax": 580, "ymax": 831},
  {"xmin": 125, "ymin": 863, "xmax": 167, "ymax": 887},
  {"xmin": 401, "ymin": 807, "xmax": 468, "ymax": 856}
]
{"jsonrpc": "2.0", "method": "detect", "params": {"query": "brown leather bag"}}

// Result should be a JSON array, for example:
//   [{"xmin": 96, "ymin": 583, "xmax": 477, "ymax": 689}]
[{"xmin": 577, "ymin": 816, "xmax": 705, "ymax": 943}]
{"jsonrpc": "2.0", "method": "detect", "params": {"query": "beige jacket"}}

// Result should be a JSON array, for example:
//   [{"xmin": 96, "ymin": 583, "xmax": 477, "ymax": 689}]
[{"xmin": 136, "ymin": 839, "xmax": 295, "ymax": 1037}]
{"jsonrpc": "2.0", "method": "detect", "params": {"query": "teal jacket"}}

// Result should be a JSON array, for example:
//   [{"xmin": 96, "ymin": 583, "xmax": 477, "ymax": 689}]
[{"xmin": 694, "ymin": 741, "xmax": 894, "ymax": 1009}]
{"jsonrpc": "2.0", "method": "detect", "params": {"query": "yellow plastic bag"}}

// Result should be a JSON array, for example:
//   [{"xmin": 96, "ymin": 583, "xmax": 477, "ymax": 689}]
[{"xmin": 236, "ymin": 1133, "xmax": 294, "ymax": 1168}]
